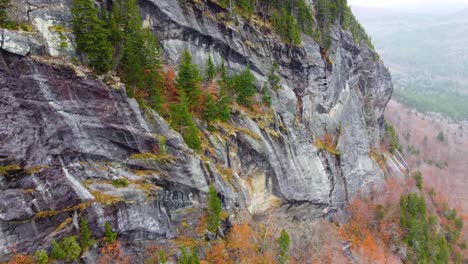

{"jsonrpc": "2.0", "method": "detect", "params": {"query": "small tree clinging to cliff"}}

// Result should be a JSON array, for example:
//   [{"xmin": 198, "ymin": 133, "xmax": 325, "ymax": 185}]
[
  {"xmin": 71, "ymin": 0, "xmax": 112, "ymax": 73},
  {"xmin": 205, "ymin": 54, "xmax": 217, "ymax": 80},
  {"xmin": 79, "ymin": 217, "xmax": 96, "ymax": 250},
  {"xmin": 207, "ymin": 185, "xmax": 222, "ymax": 233},
  {"xmin": 177, "ymin": 49, "xmax": 202, "ymax": 110},
  {"xmin": 277, "ymin": 229, "xmax": 290, "ymax": 264},
  {"xmin": 169, "ymin": 93, "xmax": 201, "ymax": 151}
]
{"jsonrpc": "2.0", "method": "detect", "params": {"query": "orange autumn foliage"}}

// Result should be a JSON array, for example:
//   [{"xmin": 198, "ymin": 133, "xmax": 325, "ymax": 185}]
[
  {"xmin": 163, "ymin": 68, "xmax": 178, "ymax": 102},
  {"xmin": 226, "ymin": 222, "xmax": 275, "ymax": 264},
  {"xmin": 206, "ymin": 242, "xmax": 231, "ymax": 264},
  {"xmin": 4, "ymin": 253, "xmax": 33, "ymax": 264},
  {"xmin": 98, "ymin": 241, "xmax": 130, "ymax": 264},
  {"xmin": 226, "ymin": 223, "xmax": 257, "ymax": 262},
  {"xmin": 337, "ymin": 176, "xmax": 414, "ymax": 263}
]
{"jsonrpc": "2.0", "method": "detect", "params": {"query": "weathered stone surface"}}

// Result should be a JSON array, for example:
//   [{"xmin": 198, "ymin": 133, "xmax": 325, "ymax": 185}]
[{"xmin": 0, "ymin": 0, "xmax": 393, "ymax": 260}]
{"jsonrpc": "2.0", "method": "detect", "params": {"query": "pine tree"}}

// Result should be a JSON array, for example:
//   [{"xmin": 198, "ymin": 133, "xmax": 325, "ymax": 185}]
[
  {"xmin": 207, "ymin": 185, "xmax": 222, "ymax": 233},
  {"xmin": 238, "ymin": 0, "xmax": 255, "ymax": 14},
  {"xmin": 176, "ymin": 50, "xmax": 202, "ymax": 110},
  {"xmin": 103, "ymin": 222, "xmax": 117, "ymax": 244},
  {"xmin": 205, "ymin": 54, "xmax": 216, "ymax": 80},
  {"xmin": 71, "ymin": 0, "xmax": 112, "ymax": 73},
  {"xmin": 217, "ymin": 59, "xmax": 231, "ymax": 122},
  {"xmin": 60, "ymin": 236, "xmax": 82, "ymax": 262},
  {"xmin": 51, "ymin": 240, "xmax": 65, "ymax": 260},
  {"xmin": 277, "ymin": 229, "xmax": 290, "ymax": 264},
  {"xmin": 110, "ymin": 0, "xmax": 163, "ymax": 108},
  {"xmin": 268, "ymin": 61, "xmax": 281, "ymax": 90},
  {"xmin": 202, "ymin": 94, "xmax": 218, "ymax": 127},
  {"xmin": 79, "ymin": 218, "xmax": 96, "ymax": 250},
  {"xmin": 317, "ymin": 0, "xmax": 331, "ymax": 29},
  {"xmin": 190, "ymin": 248, "xmax": 200, "ymax": 264},
  {"xmin": 216, "ymin": 94, "xmax": 231, "ymax": 122},
  {"xmin": 158, "ymin": 249, "xmax": 167, "ymax": 264},
  {"xmin": 170, "ymin": 94, "xmax": 201, "ymax": 151},
  {"xmin": 262, "ymin": 84, "xmax": 272, "ymax": 107},
  {"xmin": 179, "ymin": 247, "xmax": 190, "ymax": 264},
  {"xmin": 230, "ymin": 66, "xmax": 256, "ymax": 107},
  {"xmin": 0, "ymin": 0, "xmax": 11, "ymax": 27},
  {"xmin": 34, "ymin": 250, "xmax": 48, "ymax": 264}
]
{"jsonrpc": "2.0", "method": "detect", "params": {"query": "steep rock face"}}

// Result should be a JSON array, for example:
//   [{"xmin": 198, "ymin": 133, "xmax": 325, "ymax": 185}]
[
  {"xmin": 141, "ymin": 0, "xmax": 392, "ymax": 206},
  {"xmin": 0, "ymin": 0, "xmax": 392, "ymax": 259}
]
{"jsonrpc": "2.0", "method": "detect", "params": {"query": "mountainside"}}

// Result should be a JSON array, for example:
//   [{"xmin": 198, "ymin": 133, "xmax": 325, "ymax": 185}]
[
  {"xmin": 353, "ymin": 6, "xmax": 468, "ymax": 120},
  {"xmin": 0, "ymin": 0, "xmax": 412, "ymax": 262},
  {"xmin": 385, "ymin": 100, "xmax": 468, "ymax": 256}
]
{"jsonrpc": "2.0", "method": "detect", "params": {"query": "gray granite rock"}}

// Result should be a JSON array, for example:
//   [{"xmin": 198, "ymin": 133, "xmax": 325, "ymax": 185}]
[{"xmin": 0, "ymin": 0, "xmax": 393, "ymax": 260}]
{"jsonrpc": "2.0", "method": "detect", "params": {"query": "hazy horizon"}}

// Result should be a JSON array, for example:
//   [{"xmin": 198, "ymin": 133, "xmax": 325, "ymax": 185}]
[{"xmin": 348, "ymin": 0, "xmax": 468, "ymax": 13}]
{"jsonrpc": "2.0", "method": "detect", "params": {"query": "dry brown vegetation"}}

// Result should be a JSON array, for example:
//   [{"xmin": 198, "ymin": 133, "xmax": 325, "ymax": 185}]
[{"xmin": 385, "ymin": 99, "xmax": 468, "ymax": 257}]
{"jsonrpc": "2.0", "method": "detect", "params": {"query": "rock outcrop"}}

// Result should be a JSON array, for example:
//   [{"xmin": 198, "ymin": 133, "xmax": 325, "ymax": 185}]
[{"xmin": 0, "ymin": 0, "xmax": 392, "ymax": 260}]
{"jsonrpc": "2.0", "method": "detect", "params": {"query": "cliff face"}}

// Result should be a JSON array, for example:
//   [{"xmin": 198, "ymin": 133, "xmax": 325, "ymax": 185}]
[{"xmin": 0, "ymin": 0, "xmax": 392, "ymax": 259}]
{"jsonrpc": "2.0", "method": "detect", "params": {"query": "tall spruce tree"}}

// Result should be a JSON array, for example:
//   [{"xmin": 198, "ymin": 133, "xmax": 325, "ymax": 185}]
[
  {"xmin": 202, "ymin": 94, "xmax": 217, "ymax": 127},
  {"xmin": 268, "ymin": 61, "xmax": 281, "ymax": 90},
  {"xmin": 230, "ymin": 66, "xmax": 256, "ymax": 107},
  {"xmin": 0, "ymin": 0, "xmax": 11, "ymax": 26},
  {"xmin": 177, "ymin": 50, "xmax": 202, "ymax": 110},
  {"xmin": 79, "ymin": 218, "xmax": 95, "ymax": 250},
  {"xmin": 170, "ymin": 94, "xmax": 201, "ymax": 151},
  {"xmin": 277, "ymin": 229, "xmax": 290, "ymax": 264},
  {"xmin": 205, "ymin": 54, "xmax": 216, "ymax": 80},
  {"xmin": 207, "ymin": 185, "xmax": 222, "ymax": 233},
  {"xmin": 217, "ymin": 59, "xmax": 231, "ymax": 122},
  {"xmin": 110, "ymin": 0, "xmax": 163, "ymax": 108},
  {"xmin": 71, "ymin": 0, "xmax": 112, "ymax": 73}
]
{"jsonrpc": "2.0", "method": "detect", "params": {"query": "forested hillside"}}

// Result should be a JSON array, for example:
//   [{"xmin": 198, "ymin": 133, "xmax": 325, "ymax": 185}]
[{"xmin": 353, "ymin": 7, "xmax": 468, "ymax": 120}]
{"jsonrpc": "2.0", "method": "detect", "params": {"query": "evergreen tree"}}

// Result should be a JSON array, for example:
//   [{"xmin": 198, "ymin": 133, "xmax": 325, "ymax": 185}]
[
  {"xmin": 51, "ymin": 240, "xmax": 65, "ymax": 260},
  {"xmin": 230, "ymin": 66, "xmax": 256, "ymax": 107},
  {"xmin": 217, "ymin": 59, "xmax": 232, "ymax": 122},
  {"xmin": 268, "ymin": 61, "xmax": 281, "ymax": 90},
  {"xmin": 103, "ymin": 222, "xmax": 117, "ymax": 244},
  {"xmin": 178, "ymin": 247, "xmax": 190, "ymax": 264},
  {"xmin": 316, "ymin": 0, "xmax": 331, "ymax": 29},
  {"xmin": 159, "ymin": 249, "xmax": 167, "ymax": 264},
  {"xmin": 296, "ymin": 0, "xmax": 314, "ymax": 35},
  {"xmin": 237, "ymin": 0, "xmax": 255, "ymax": 14},
  {"xmin": 170, "ymin": 94, "xmax": 201, "ymax": 151},
  {"xmin": 79, "ymin": 218, "xmax": 96, "ymax": 250},
  {"xmin": 207, "ymin": 185, "xmax": 222, "ymax": 233},
  {"xmin": 60, "ymin": 236, "xmax": 82, "ymax": 262},
  {"xmin": 71, "ymin": 0, "xmax": 112, "ymax": 73},
  {"xmin": 110, "ymin": 0, "xmax": 163, "ymax": 108},
  {"xmin": 176, "ymin": 50, "xmax": 202, "ymax": 110},
  {"xmin": 271, "ymin": 7, "xmax": 302, "ymax": 46},
  {"xmin": 219, "ymin": 59, "xmax": 228, "ymax": 84},
  {"xmin": 216, "ymin": 94, "xmax": 231, "ymax": 122},
  {"xmin": 202, "ymin": 94, "xmax": 218, "ymax": 127},
  {"xmin": 205, "ymin": 54, "xmax": 216, "ymax": 80},
  {"xmin": 34, "ymin": 250, "xmax": 48, "ymax": 264},
  {"xmin": 262, "ymin": 84, "xmax": 272, "ymax": 107},
  {"xmin": 190, "ymin": 248, "xmax": 200, "ymax": 264},
  {"xmin": 0, "ymin": 0, "xmax": 11, "ymax": 27},
  {"xmin": 277, "ymin": 229, "xmax": 290, "ymax": 264}
]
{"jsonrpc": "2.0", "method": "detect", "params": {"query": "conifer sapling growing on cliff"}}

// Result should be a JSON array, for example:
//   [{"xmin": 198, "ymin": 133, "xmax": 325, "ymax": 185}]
[
  {"xmin": 169, "ymin": 93, "xmax": 201, "ymax": 151},
  {"xmin": 207, "ymin": 184, "xmax": 222, "ymax": 233},
  {"xmin": 202, "ymin": 94, "xmax": 218, "ymax": 128},
  {"xmin": 277, "ymin": 229, "xmax": 290, "ymax": 264},
  {"xmin": 71, "ymin": 0, "xmax": 112, "ymax": 73},
  {"xmin": 205, "ymin": 54, "xmax": 217, "ymax": 80},
  {"xmin": 79, "ymin": 218, "xmax": 96, "ymax": 250},
  {"xmin": 229, "ymin": 66, "xmax": 256, "ymax": 107},
  {"xmin": 177, "ymin": 49, "xmax": 202, "ymax": 110},
  {"xmin": 104, "ymin": 222, "xmax": 117, "ymax": 244}
]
